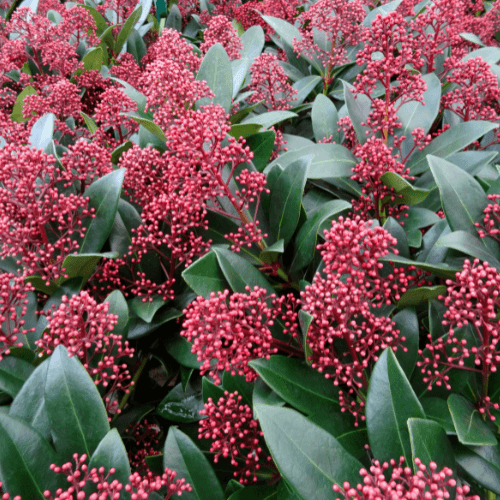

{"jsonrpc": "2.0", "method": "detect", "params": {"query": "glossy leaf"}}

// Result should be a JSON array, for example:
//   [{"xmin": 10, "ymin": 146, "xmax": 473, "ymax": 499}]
[
  {"xmin": 29, "ymin": 113, "xmax": 55, "ymax": 151},
  {"xmin": 164, "ymin": 333, "xmax": 201, "ymax": 369},
  {"xmin": 222, "ymin": 372, "xmax": 254, "ymax": 407},
  {"xmin": 127, "ymin": 306, "xmax": 182, "ymax": 340},
  {"xmin": 380, "ymin": 171, "xmax": 429, "ymax": 205},
  {"xmin": 79, "ymin": 169, "xmax": 126, "ymax": 254},
  {"xmin": 157, "ymin": 382, "xmax": 204, "ymax": 423},
  {"xmin": 80, "ymin": 111, "xmax": 98, "ymax": 134},
  {"xmin": 127, "ymin": 28, "xmax": 147, "ymax": 64},
  {"xmin": 311, "ymin": 94, "xmax": 340, "ymax": 144},
  {"xmin": 407, "ymin": 418, "xmax": 455, "ymax": 472},
  {"xmin": 60, "ymin": 252, "xmax": 118, "ymax": 287},
  {"xmin": 44, "ymin": 345, "xmax": 110, "ymax": 462},
  {"xmin": 408, "ymin": 121, "xmax": 498, "ymax": 175},
  {"xmin": 81, "ymin": 46, "xmax": 103, "ymax": 72},
  {"xmin": 254, "ymin": 404, "xmax": 363, "ymax": 500},
  {"xmin": 293, "ymin": 75, "xmax": 322, "ymax": 105},
  {"xmin": 343, "ymin": 80, "xmax": 371, "ymax": 144},
  {"xmin": 104, "ymin": 290, "xmax": 129, "ymax": 338},
  {"xmin": 242, "ymin": 110, "xmax": 298, "ymax": 130},
  {"xmin": 366, "ymin": 349, "xmax": 425, "ymax": 465},
  {"xmin": 270, "ymin": 157, "xmax": 310, "ymax": 247},
  {"xmin": 182, "ymin": 251, "xmax": 230, "ymax": 298},
  {"xmin": 129, "ymin": 295, "xmax": 167, "ymax": 323},
  {"xmin": 392, "ymin": 307, "xmax": 419, "ymax": 379},
  {"xmin": 396, "ymin": 285, "xmax": 447, "ymax": 307},
  {"xmin": 249, "ymin": 356, "xmax": 339, "ymax": 417},
  {"xmin": 196, "ymin": 43, "xmax": 233, "ymax": 113},
  {"xmin": 291, "ymin": 200, "xmax": 350, "ymax": 272},
  {"xmin": 125, "ymin": 113, "xmax": 167, "ymax": 141},
  {"xmin": 0, "ymin": 414, "xmax": 60, "ymax": 499},
  {"xmin": 163, "ymin": 427, "xmax": 225, "ymax": 500},
  {"xmin": 228, "ymin": 485, "xmax": 279, "ymax": 499},
  {"xmin": 244, "ymin": 131, "xmax": 275, "ymax": 171},
  {"xmin": 420, "ymin": 398, "xmax": 456, "ymax": 434},
  {"xmin": 0, "ymin": 357, "xmax": 34, "ymax": 398},
  {"xmin": 380, "ymin": 253, "xmax": 459, "ymax": 279},
  {"xmin": 448, "ymin": 394, "xmax": 497, "ymax": 446}
]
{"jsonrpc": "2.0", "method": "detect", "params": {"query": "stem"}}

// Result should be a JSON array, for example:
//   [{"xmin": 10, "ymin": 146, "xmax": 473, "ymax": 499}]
[
  {"xmin": 271, "ymin": 338, "xmax": 303, "ymax": 357},
  {"xmin": 111, "ymin": 355, "xmax": 149, "ymax": 423}
]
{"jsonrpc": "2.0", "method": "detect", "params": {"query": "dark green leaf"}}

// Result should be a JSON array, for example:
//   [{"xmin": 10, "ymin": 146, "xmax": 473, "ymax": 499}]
[
  {"xmin": 164, "ymin": 333, "xmax": 201, "ymax": 369},
  {"xmin": 228, "ymin": 485, "xmax": 279, "ymax": 499},
  {"xmin": 163, "ymin": 427, "xmax": 225, "ymax": 500},
  {"xmin": 421, "ymin": 398, "xmax": 456, "ymax": 434},
  {"xmin": 253, "ymin": 378, "xmax": 286, "ymax": 409},
  {"xmin": 311, "ymin": 94, "xmax": 340, "ymax": 144},
  {"xmin": 165, "ymin": 3, "xmax": 181, "ymax": 31},
  {"xmin": 448, "ymin": 394, "xmax": 497, "ymax": 446},
  {"xmin": 380, "ymin": 253, "xmax": 459, "ymax": 279},
  {"xmin": 182, "ymin": 251, "xmax": 230, "ymax": 298},
  {"xmin": 407, "ymin": 418, "xmax": 455, "ymax": 472},
  {"xmin": 196, "ymin": 43, "xmax": 233, "ymax": 113},
  {"xmin": 290, "ymin": 200, "xmax": 351, "ymax": 272},
  {"xmin": 157, "ymin": 382, "xmax": 204, "ymax": 423},
  {"xmin": 249, "ymin": 356, "xmax": 339, "ymax": 416},
  {"xmin": 79, "ymin": 169, "xmax": 126, "ymax": 254},
  {"xmin": 44, "ymin": 345, "xmax": 109, "ymax": 462},
  {"xmin": 82, "ymin": 46, "xmax": 103, "ymax": 72},
  {"xmin": 397, "ymin": 285, "xmax": 447, "ymax": 307},
  {"xmin": 79, "ymin": 111, "xmax": 98, "ymax": 133},
  {"xmin": 129, "ymin": 295, "xmax": 168, "ymax": 323},
  {"xmin": 393, "ymin": 307, "xmax": 419, "ymax": 379},
  {"xmin": 87, "ymin": 429, "xmax": 131, "ymax": 490},
  {"xmin": 245, "ymin": 131, "xmax": 275, "ymax": 172},
  {"xmin": 408, "ymin": 121, "xmax": 498, "ymax": 175},
  {"xmin": 343, "ymin": 80, "xmax": 371, "ymax": 144},
  {"xmin": 381, "ymin": 171, "xmax": 430, "ymax": 205},
  {"xmin": 104, "ymin": 290, "xmax": 129, "ymax": 338},
  {"xmin": 0, "ymin": 414, "xmax": 60, "ymax": 499},
  {"xmin": 270, "ymin": 158, "xmax": 310, "ymax": 247},
  {"xmin": 366, "ymin": 349, "xmax": 425, "ymax": 465},
  {"xmin": 254, "ymin": 404, "xmax": 363, "ymax": 500},
  {"xmin": 61, "ymin": 252, "xmax": 118, "ymax": 287},
  {"xmin": 202, "ymin": 376, "xmax": 225, "ymax": 404},
  {"xmin": 126, "ymin": 28, "xmax": 147, "ymax": 64},
  {"xmin": 0, "ymin": 357, "xmax": 34, "ymax": 398},
  {"xmin": 127, "ymin": 306, "xmax": 182, "ymax": 340},
  {"xmin": 222, "ymin": 372, "xmax": 253, "ymax": 407}
]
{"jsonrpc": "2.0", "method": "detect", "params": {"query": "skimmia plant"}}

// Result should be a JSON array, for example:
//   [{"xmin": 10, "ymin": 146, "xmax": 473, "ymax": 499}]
[{"xmin": 2, "ymin": 0, "xmax": 500, "ymax": 498}]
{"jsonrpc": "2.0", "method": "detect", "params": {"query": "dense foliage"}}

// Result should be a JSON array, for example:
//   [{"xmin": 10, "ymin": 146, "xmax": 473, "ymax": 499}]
[{"xmin": 1, "ymin": 0, "xmax": 500, "ymax": 497}]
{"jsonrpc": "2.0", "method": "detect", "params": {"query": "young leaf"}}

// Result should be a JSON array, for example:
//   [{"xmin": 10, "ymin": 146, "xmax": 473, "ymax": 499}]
[
  {"xmin": 163, "ymin": 427, "xmax": 225, "ymax": 500},
  {"xmin": 366, "ymin": 349, "xmax": 425, "ymax": 466},
  {"xmin": 79, "ymin": 169, "xmax": 125, "ymax": 254},
  {"xmin": 44, "ymin": 345, "xmax": 110, "ymax": 462},
  {"xmin": 254, "ymin": 404, "xmax": 363, "ymax": 500},
  {"xmin": 270, "ymin": 157, "xmax": 310, "ymax": 247}
]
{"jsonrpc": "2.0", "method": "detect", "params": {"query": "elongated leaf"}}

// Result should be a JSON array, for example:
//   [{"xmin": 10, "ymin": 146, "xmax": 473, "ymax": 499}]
[
  {"xmin": 157, "ymin": 382, "xmax": 203, "ymax": 423},
  {"xmin": 366, "ymin": 349, "xmax": 425, "ymax": 465},
  {"xmin": 80, "ymin": 111, "xmax": 98, "ymax": 134},
  {"xmin": 381, "ymin": 171, "xmax": 429, "ymax": 205},
  {"xmin": 420, "ymin": 398, "xmax": 456, "ymax": 434},
  {"xmin": 82, "ymin": 46, "xmax": 103, "ymax": 72},
  {"xmin": 87, "ymin": 429, "xmax": 131, "ymax": 490},
  {"xmin": 242, "ymin": 110, "xmax": 298, "ymax": 130},
  {"xmin": 29, "ymin": 113, "xmax": 55, "ymax": 151},
  {"xmin": 448, "ymin": 394, "xmax": 497, "ymax": 446},
  {"xmin": 408, "ymin": 121, "xmax": 498, "ymax": 175},
  {"xmin": 115, "ymin": 6, "xmax": 143, "ymax": 54},
  {"xmin": 163, "ymin": 427, "xmax": 225, "ymax": 500},
  {"xmin": 407, "ymin": 418, "xmax": 455, "ymax": 472},
  {"xmin": 196, "ymin": 43, "xmax": 233, "ymax": 113},
  {"xmin": 392, "ymin": 307, "xmax": 419, "ymax": 379},
  {"xmin": 291, "ymin": 200, "xmax": 351, "ymax": 272},
  {"xmin": 249, "ymin": 356, "xmax": 339, "ymax": 416},
  {"xmin": 212, "ymin": 247, "xmax": 274, "ymax": 296},
  {"xmin": 270, "ymin": 158, "xmax": 310, "ymax": 247},
  {"xmin": 165, "ymin": 3, "xmax": 181, "ymax": 31},
  {"xmin": 396, "ymin": 285, "xmax": 447, "ymax": 307},
  {"xmin": 79, "ymin": 169, "xmax": 126, "ymax": 254},
  {"xmin": 44, "ymin": 345, "xmax": 110, "ymax": 462},
  {"xmin": 254, "ymin": 405, "xmax": 363, "ymax": 500},
  {"xmin": 0, "ymin": 414, "xmax": 60, "ymax": 499},
  {"xmin": 229, "ymin": 123, "xmax": 262, "ymax": 138},
  {"xmin": 124, "ymin": 113, "xmax": 167, "ymax": 141},
  {"xmin": 228, "ymin": 485, "xmax": 278, "ymax": 500},
  {"xmin": 293, "ymin": 75, "xmax": 321, "ymax": 105},
  {"xmin": 380, "ymin": 253, "xmax": 459, "ymax": 279},
  {"xmin": 104, "ymin": 290, "xmax": 129, "ymax": 338},
  {"xmin": 0, "ymin": 357, "xmax": 34, "ymax": 398},
  {"xmin": 182, "ymin": 251, "xmax": 230, "ymax": 298},
  {"xmin": 61, "ymin": 252, "xmax": 118, "ymax": 287},
  {"xmin": 311, "ymin": 94, "xmax": 340, "ymax": 144},
  {"xmin": 343, "ymin": 80, "xmax": 371, "ymax": 144}
]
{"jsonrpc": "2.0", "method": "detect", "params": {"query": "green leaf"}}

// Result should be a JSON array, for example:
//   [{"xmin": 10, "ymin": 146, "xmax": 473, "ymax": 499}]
[
  {"xmin": 129, "ymin": 295, "xmax": 167, "ymax": 323},
  {"xmin": 0, "ymin": 414, "xmax": 60, "ymax": 499},
  {"xmin": 79, "ymin": 169, "xmax": 126, "ymax": 254},
  {"xmin": 448, "ymin": 394, "xmax": 497, "ymax": 446},
  {"xmin": 396, "ymin": 285, "xmax": 447, "ymax": 307},
  {"xmin": 196, "ymin": 43, "xmax": 233, "ymax": 113},
  {"xmin": 407, "ymin": 418, "xmax": 455, "ymax": 472},
  {"xmin": 164, "ymin": 333, "xmax": 201, "ymax": 369},
  {"xmin": 343, "ymin": 80, "xmax": 371, "ymax": 144},
  {"xmin": 436, "ymin": 231, "xmax": 500, "ymax": 270},
  {"xmin": 366, "ymin": 349, "xmax": 425, "ymax": 465},
  {"xmin": 165, "ymin": 3, "xmax": 181, "ymax": 31},
  {"xmin": 79, "ymin": 111, "xmax": 98, "ymax": 134},
  {"xmin": 228, "ymin": 485, "xmax": 279, "ymax": 499},
  {"xmin": 265, "ymin": 144, "xmax": 356, "ymax": 180},
  {"xmin": 420, "ymin": 398, "xmax": 456, "ymax": 434},
  {"xmin": 408, "ymin": 121, "xmax": 498, "ymax": 175},
  {"xmin": 163, "ymin": 427, "xmax": 225, "ymax": 500},
  {"xmin": 82, "ymin": 46, "xmax": 103, "ymax": 72},
  {"xmin": 270, "ymin": 157, "xmax": 310, "ymax": 247},
  {"xmin": 254, "ymin": 405, "xmax": 363, "ymax": 500},
  {"xmin": 380, "ymin": 253, "xmax": 459, "ymax": 279},
  {"xmin": 454, "ymin": 443, "xmax": 500, "ymax": 494},
  {"xmin": 127, "ymin": 306, "xmax": 183, "ymax": 340},
  {"xmin": 293, "ymin": 75, "xmax": 322, "ymax": 105},
  {"xmin": 392, "ymin": 307, "xmax": 419, "ymax": 379},
  {"xmin": 202, "ymin": 376, "xmax": 225, "ymax": 404},
  {"xmin": 380, "ymin": 171, "xmax": 430, "ymax": 205},
  {"xmin": 115, "ymin": 5, "xmax": 143, "ymax": 54},
  {"xmin": 428, "ymin": 155, "xmax": 491, "ymax": 237},
  {"xmin": 29, "ymin": 113, "xmax": 55, "ymax": 151},
  {"xmin": 242, "ymin": 110, "xmax": 298, "ymax": 130},
  {"xmin": 311, "ymin": 94, "xmax": 340, "ymax": 144},
  {"xmin": 290, "ymin": 200, "xmax": 351, "ymax": 272},
  {"xmin": 157, "ymin": 382, "xmax": 204, "ymax": 423},
  {"xmin": 229, "ymin": 123, "xmax": 262, "ymax": 138},
  {"xmin": 0, "ymin": 357, "xmax": 34, "ymax": 398},
  {"xmin": 10, "ymin": 85, "xmax": 37, "ymax": 123},
  {"xmin": 182, "ymin": 251, "xmax": 230, "ymax": 298},
  {"xmin": 127, "ymin": 28, "xmax": 147, "ymax": 64},
  {"xmin": 87, "ymin": 429, "xmax": 131, "ymax": 490},
  {"xmin": 124, "ymin": 113, "xmax": 167, "ymax": 141},
  {"xmin": 44, "ymin": 345, "xmax": 110, "ymax": 462},
  {"xmin": 104, "ymin": 290, "xmax": 129, "ymax": 338},
  {"xmin": 222, "ymin": 372, "xmax": 254, "ymax": 407},
  {"xmin": 213, "ymin": 247, "xmax": 274, "ymax": 296},
  {"xmin": 249, "ymin": 356, "xmax": 339, "ymax": 417},
  {"xmin": 80, "ymin": 4, "xmax": 109, "ymax": 35},
  {"xmin": 252, "ymin": 378, "xmax": 286, "ymax": 409},
  {"xmin": 61, "ymin": 252, "xmax": 118, "ymax": 287}
]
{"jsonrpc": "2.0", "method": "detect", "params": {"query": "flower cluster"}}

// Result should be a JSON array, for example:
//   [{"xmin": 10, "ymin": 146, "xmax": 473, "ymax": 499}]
[
  {"xmin": 36, "ymin": 291, "xmax": 135, "ymax": 416},
  {"xmin": 418, "ymin": 259, "xmax": 500, "ymax": 419},
  {"xmin": 333, "ymin": 457, "xmax": 480, "ymax": 500},
  {"xmin": 477, "ymin": 194, "xmax": 500, "ymax": 241},
  {"xmin": 126, "ymin": 419, "xmax": 162, "ymax": 474},
  {"xmin": 200, "ymin": 15, "xmax": 242, "ymax": 60},
  {"xmin": 198, "ymin": 390, "xmax": 274, "ymax": 484}
]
